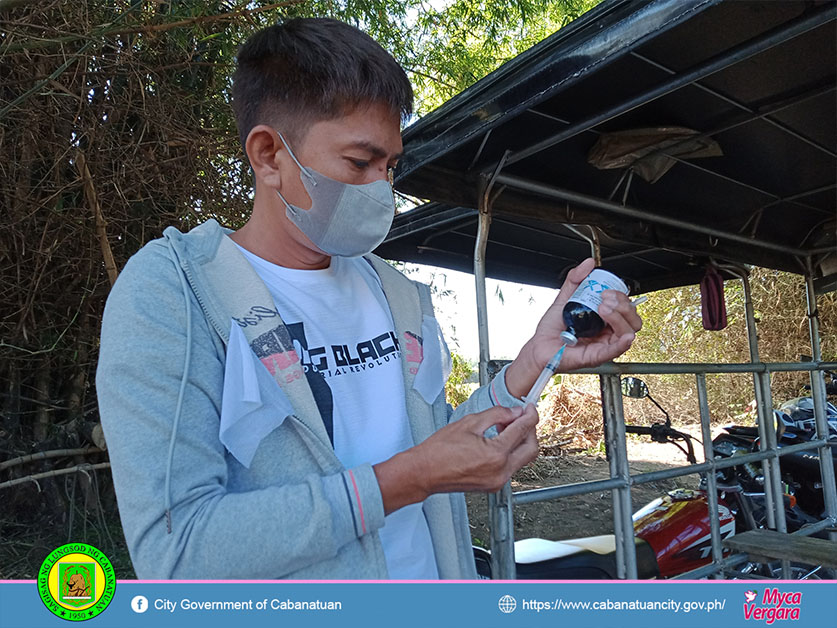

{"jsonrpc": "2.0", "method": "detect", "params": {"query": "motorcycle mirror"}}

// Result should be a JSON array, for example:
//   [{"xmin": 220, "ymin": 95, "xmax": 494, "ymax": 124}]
[{"xmin": 621, "ymin": 377, "xmax": 649, "ymax": 399}]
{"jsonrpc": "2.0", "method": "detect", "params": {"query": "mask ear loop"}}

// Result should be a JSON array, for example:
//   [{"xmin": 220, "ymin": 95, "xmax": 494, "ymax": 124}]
[
  {"xmin": 275, "ymin": 187, "xmax": 295, "ymax": 213},
  {"xmin": 274, "ymin": 131, "xmax": 317, "ymax": 214},
  {"xmin": 276, "ymin": 131, "xmax": 317, "ymax": 186}
]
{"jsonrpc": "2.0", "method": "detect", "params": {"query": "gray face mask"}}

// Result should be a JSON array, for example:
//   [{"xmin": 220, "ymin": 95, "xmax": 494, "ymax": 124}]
[{"xmin": 274, "ymin": 132, "xmax": 396, "ymax": 258}]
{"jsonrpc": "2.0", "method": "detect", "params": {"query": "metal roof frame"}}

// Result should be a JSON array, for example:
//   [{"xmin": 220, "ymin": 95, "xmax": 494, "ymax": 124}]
[{"xmin": 379, "ymin": 0, "xmax": 836, "ymax": 295}]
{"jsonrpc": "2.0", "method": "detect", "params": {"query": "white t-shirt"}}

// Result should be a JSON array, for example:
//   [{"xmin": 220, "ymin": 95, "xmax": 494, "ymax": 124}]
[{"xmin": 235, "ymin": 245, "xmax": 439, "ymax": 580}]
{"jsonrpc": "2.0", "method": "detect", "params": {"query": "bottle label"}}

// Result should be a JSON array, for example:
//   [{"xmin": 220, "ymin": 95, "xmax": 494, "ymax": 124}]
[{"xmin": 567, "ymin": 269, "xmax": 629, "ymax": 312}]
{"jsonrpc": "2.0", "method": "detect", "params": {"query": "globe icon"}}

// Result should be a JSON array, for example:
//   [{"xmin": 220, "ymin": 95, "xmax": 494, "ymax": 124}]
[{"xmin": 498, "ymin": 595, "xmax": 517, "ymax": 614}]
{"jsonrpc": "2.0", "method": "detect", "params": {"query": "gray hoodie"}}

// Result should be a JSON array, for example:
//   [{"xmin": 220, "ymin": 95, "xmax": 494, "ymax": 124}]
[{"xmin": 97, "ymin": 219, "xmax": 524, "ymax": 579}]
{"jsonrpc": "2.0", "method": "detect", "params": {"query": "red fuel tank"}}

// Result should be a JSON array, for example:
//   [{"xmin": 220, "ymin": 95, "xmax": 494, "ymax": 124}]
[{"xmin": 633, "ymin": 488, "xmax": 735, "ymax": 578}]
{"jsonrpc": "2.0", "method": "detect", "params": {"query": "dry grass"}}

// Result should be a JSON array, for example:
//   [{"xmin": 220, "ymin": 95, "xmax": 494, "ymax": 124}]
[
  {"xmin": 537, "ymin": 375, "xmax": 606, "ymax": 453},
  {"xmin": 514, "ymin": 454, "xmax": 570, "ymax": 484}
]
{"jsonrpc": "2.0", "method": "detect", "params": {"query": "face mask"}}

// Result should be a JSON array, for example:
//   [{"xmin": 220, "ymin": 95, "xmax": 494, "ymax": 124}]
[{"xmin": 274, "ymin": 132, "xmax": 396, "ymax": 258}]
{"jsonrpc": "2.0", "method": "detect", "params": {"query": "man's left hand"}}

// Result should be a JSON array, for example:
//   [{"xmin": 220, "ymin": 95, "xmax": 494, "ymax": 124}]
[{"xmin": 505, "ymin": 257, "xmax": 643, "ymax": 399}]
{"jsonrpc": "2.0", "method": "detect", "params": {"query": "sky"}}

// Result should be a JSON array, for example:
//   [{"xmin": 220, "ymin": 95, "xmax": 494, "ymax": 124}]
[{"xmin": 404, "ymin": 262, "xmax": 559, "ymax": 363}]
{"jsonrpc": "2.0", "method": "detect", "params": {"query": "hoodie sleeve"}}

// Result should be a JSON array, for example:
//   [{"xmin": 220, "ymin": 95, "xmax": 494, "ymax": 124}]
[
  {"xmin": 96, "ymin": 242, "xmax": 385, "ymax": 579},
  {"xmin": 447, "ymin": 363, "xmax": 525, "ymax": 424}
]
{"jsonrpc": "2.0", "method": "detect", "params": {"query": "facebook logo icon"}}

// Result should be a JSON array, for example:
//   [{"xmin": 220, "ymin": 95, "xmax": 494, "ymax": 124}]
[{"xmin": 131, "ymin": 595, "xmax": 149, "ymax": 613}]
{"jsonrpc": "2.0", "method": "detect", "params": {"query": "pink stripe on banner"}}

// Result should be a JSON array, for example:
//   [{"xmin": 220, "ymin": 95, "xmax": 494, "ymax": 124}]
[
  {"xmin": 117, "ymin": 579, "xmax": 448, "ymax": 584},
  {"xmin": 347, "ymin": 470, "xmax": 366, "ymax": 534},
  {"xmin": 59, "ymin": 578, "xmax": 837, "ymax": 584}
]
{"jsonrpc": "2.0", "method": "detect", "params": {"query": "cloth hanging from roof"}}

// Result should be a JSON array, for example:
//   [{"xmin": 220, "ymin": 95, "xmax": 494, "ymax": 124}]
[
  {"xmin": 587, "ymin": 127, "xmax": 723, "ymax": 183},
  {"xmin": 700, "ymin": 266, "xmax": 728, "ymax": 331}
]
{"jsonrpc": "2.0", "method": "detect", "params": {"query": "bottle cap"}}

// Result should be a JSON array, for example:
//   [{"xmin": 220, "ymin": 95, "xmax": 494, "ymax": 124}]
[{"xmin": 560, "ymin": 330, "xmax": 578, "ymax": 346}]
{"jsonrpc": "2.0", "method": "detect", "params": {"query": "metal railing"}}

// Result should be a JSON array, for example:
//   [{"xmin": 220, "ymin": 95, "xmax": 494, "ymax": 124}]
[{"xmin": 487, "ymin": 361, "xmax": 837, "ymax": 580}]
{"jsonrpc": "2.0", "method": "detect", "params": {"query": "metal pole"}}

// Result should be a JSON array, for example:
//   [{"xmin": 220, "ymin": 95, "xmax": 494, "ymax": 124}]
[
  {"xmin": 487, "ymin": 487, "xmax": 515, "ymax": 579},
  {"xmin": 737, "ymin": 269, "xmax": 766, "ymax": 428},
  {"xmin": 804, "ymin": 265, "xmax": 837, "ymax": 546},
  {"xmin": 475, "ymin": 179, "xmax": 492, "ymax": 389},
  {"xmin": 757, "ymin": 372, "xmax": 791, "ymax": 578},
  {"xmin": 602, "ymin": 375, "xmax": 625, "ymax": 578},
  {"xmin": 757, "ymin": 375, "xmax": 786, "ymax": 537},
  {"xmin": 603, "ymin": 374, "xmax": 636, "ymax": 578},
  {"xmin": 514, "ymin": 476, "xmax": 628, "ymax": 504},
  {"xmin": 696, "ymin": 373, "xmax": 723, "ymax": 578},
  {"xmin": 476, "ymin": 175, "xmax": 516, "ymax": 580},
  {"xmin": 735, "ymin": 270, "xmax": 780, "ymax": 531},
  {"xmin": 569, "ymin": 361, "xmax": 837, "ymax": 375},
  {"xmin": 754, "ymin": 371, "xmax": 777, "ymax": 530},
  {"xmin": 493, "ymin": 173, "xmax": 809, "ymax": 258}
]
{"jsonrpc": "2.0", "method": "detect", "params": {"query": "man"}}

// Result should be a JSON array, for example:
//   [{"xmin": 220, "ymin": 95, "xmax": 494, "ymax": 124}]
[{"xmin": 97, "ymin": 17, "xmax": 641, "ymax": 579}]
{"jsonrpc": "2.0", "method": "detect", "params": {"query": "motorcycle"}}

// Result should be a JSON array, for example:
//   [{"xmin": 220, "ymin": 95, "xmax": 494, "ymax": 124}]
[
  {"xmin": 725, "ymin": 379, "xmax": 837, "ymax": 532},
  {"xmin": 781, "ymin": 360, "xmax": 837, "ymax": 439},
  {"xmin": 474, "ymin": 377, "xmax": 827, "ymax": 580}
]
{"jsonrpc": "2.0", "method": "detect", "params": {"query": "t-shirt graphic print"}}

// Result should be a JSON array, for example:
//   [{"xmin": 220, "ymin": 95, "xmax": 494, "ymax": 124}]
[{"xmin": 234, "ymin": 244, "xmax": 438, "ymax": 579}]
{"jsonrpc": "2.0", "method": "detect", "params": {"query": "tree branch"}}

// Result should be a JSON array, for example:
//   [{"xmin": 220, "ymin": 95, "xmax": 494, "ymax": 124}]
[
  {"xmin": 76, "ymin": 151, "xmax": 119, "ymax": 286},
  {"xmin": 0, "ymin": 446, "xmax": 103, "ymax": 472},
  {"xmin": 112, "ymin": 1, "xmax": 299, "ymax": 35},
  {"xmin": 0, "ymin": 0, "xmax": 38, "ymax": 15},
  {"xmin": 0, "ymin": 1, "xmax": 145, "ymax": 119},
  {"xmin": 401, "ymin": 64, "xmax": 458, "ymax": 91},
  {"xmin": 0, "ymin": 462, "xmax": 110, "ymax": 491},
  {"xmin": 1, "ymin": 1, "xmax": 302, "ymax": 54}
]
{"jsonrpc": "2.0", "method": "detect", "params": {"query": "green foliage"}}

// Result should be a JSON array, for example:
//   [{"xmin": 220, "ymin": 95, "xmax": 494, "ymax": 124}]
[
  {"xmin": 407, "ymin": 0, "xmax": 600, "ymax": 111},
  {"xmin": 582, "ymin": 440, "xmax": 606, "ymax": 457},
  {"xmin": 445, "ymin": 351, "xmax": 475, "ymax": 408},
  {"xmin": 494, "ymin": 284, "xmax": 505, "ymax": 305}
]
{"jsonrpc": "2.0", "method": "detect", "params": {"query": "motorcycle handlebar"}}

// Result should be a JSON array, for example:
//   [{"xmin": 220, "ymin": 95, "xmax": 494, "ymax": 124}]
[
  {"xmin": 624, "ymin": 425, "xmax": 655, "ymax": 436},
  {"xmin": 624, "ymin": 424, "xmax": 698, "ymax": 464}
]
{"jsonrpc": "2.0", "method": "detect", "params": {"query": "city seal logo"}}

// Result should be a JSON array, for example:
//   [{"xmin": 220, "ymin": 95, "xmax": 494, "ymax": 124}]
[{"xmin": 37, "ymin": 543, "xmax": 115, "ymax": 621}]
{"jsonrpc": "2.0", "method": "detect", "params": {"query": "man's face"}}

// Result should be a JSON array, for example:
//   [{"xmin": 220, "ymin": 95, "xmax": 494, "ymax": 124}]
[{"xmin": 276, "ymin": 101, "xmax": 403, "ymax": 211}]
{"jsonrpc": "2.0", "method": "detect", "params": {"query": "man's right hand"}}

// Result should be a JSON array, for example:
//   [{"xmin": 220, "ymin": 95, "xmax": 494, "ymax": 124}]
[{"xmin": 373, "ymin": 404, "xmax": 539, "ymax": 516}]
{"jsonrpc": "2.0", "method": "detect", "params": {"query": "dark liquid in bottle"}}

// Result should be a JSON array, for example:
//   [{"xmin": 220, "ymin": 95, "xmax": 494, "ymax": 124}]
[{"xmin": 561, "ymin": 300, "xmax": 605, "ymax": 346}]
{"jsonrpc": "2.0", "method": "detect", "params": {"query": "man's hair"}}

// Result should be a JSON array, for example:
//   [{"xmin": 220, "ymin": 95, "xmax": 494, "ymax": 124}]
[{"xmin": 231, "ymin": 18, "xmax": 413, "ymax": 152}]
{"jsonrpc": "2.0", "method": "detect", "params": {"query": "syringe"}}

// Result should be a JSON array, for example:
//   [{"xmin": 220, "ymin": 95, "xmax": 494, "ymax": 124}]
[{"xmin": 523, "ymin": 344, "xmax": 566, "ymax": 406}]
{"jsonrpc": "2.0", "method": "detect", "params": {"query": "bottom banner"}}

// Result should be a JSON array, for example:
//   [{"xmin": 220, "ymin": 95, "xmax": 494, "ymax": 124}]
[{"xmin": 1, "ymin": 579, "xmax": 833, "ymax": 628}]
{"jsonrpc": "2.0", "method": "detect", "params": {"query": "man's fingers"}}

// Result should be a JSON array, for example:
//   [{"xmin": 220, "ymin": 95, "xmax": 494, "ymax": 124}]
[
  {"xmin": 430, "ymin": 404, "xmax": 539, "ymax": 494},
  {"xmin": 494, "ymin": 404, "xmax": 538, "ymax": 448},
  {"xmin": 599, "ymin": 290, "xmax": 643, "ymax": 337},
  {"xmin": 468, "ymin": 404, "xmax": 524, "ymax": 435},
  {"xmin": 564, "ymin": 257, "xmax": 596, "ymax": 288},
  {"xmin": 587, "ymin": 332, "xmax": 635, "ymax": 365},
  {"xmin": 551, "ymin": 258, "xmax": 596, "ymax": 309},
  {"xmin": 508, "ymin": 423, "xmax": 539, "ymax": 471}
]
